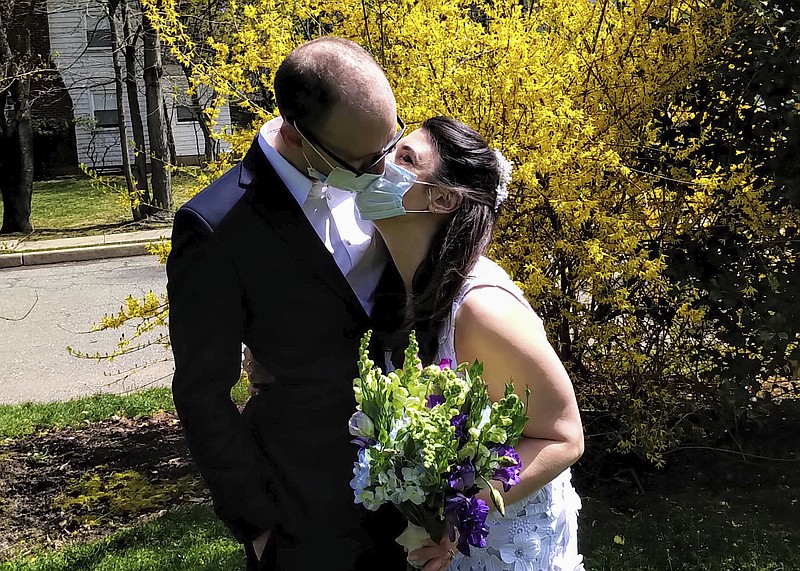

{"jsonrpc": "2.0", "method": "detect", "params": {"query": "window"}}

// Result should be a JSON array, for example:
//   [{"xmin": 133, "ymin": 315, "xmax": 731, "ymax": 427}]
[
  {"xmin": 86, "ymin": 16, "xmax": 112, "ymax": 48},
  {"xmin": 92, "ymin": 92, "xmax": 119, "ymax": 128},
  {"xmin": 176, "ymin": 105, "xmax": 198, "ymax": 123}
]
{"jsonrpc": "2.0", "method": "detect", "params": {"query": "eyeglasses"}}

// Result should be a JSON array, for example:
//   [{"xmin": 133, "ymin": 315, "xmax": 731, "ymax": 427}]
[{"xmin": 294, "ymin": 115, "xmax": 406, "ymax": 178}]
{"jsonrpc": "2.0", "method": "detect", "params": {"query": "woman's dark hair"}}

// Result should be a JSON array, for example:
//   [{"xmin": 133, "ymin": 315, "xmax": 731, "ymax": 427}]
[{"xmin": 376, "ymin": 117, "xmax": 502, "ymax": 364}]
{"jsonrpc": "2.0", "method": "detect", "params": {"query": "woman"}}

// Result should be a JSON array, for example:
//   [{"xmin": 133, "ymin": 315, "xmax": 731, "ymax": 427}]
[
  {"xmin": 248, "ymin": 116, "xmax": 585, "ymax": 571},
  {"xmin": 365, "ymin": 117, "xmax": 585, "ymax": 571}
]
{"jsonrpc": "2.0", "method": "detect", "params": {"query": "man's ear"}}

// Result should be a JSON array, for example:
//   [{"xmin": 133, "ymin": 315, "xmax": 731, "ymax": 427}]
[
  {"xmin": 280, "ymin": 119, "xmax": 303, "ymax": 150},
  {"xmin": 430, "ymin": 188, "xmax": 462, "ymax": 214}
]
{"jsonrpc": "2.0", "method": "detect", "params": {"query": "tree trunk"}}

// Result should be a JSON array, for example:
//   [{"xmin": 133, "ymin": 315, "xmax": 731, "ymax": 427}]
[
  {"xmin": 180, "ymin": 62, "xmax": 218, "ymax": 165},
  {"xmin": 142, "ymin": 11, "xmax": 172, "ymax": 213},
  {"xmin": 14, "ymin": 73, "xmax": 34, "ymax": 232},
  {"xmin": 109, "ymin": 0, "xmax": 142, "ymax": 222},
  {"xmin": 122, "ymin": 0, "xmax": 150, "ymax": 211},
  {"xmin": 0, "ymin": 1, "xmax": 34, "ymax": 235},
  {"xmin": 163, "ymin": 97, "xmax": 176, "ymax": 167}
]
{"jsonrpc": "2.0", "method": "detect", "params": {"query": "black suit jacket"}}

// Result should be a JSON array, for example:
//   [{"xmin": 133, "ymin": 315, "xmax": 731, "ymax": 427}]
[{"xmin": 167, "ymin": 139, "xmax": 405, "ymax": 570}]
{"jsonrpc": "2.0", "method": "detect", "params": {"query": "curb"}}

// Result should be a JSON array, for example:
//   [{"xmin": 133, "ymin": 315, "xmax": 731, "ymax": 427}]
[
  {"xmin": 0, "ymin": 242, "xmax": 152, "ymax": 269},
  {"xmin": 0, "ymin": 253, "xmax": 23, "ymax": 269}
]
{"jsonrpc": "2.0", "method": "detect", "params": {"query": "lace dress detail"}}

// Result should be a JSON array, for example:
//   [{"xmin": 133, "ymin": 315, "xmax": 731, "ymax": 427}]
[{"xmin": 436, "ymin": 257, "xmax": 584, "ymax": 571}]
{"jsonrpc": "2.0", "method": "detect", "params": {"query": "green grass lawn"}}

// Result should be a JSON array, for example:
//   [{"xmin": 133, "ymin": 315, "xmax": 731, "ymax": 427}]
[
  {"xmin": 2, "ymin": 482, "xmax": 795, "ymax": 571},
  {"xmin": 0, "ymin": 388, "xmax": 174, "ymax": 440},
  {"xmin": 0, "ymin": 173, "xmax": 198, "ymax": 241},
  {"xmin": 0, "ymin": 504, "xmax": 242, "ymax": 571},
  {"xmin": 0, "ymin": 380, "xmax": 249, "ymax": 440},
  {"xmin": 580, "ymin": 485, "xmax": 798, "ymax": 570},
  {"xmin": 1, "ymin": 390, "xmax": 796, "ymax": 570}
]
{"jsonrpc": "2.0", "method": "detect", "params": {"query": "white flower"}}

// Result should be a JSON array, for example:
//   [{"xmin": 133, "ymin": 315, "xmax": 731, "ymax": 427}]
[
  {"xmin": 498, "ymin": 534, "xmax": 541, "ymax": 571},
  {"xmin": 401, "ymin": 484, "xmax": 426, "ymax": 505},
  {"xmin": 477, "ymin": 405, "xmax": 492, "ymax": 430},
  {"xmin": 389, "ymin": 414, "xmax": 411, "ymax": 440},
  {"xmin": 493, "ymin": 149, "xmax": 513, "ymax": 211}
]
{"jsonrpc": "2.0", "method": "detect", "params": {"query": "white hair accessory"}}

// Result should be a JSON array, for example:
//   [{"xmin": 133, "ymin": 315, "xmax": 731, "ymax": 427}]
[{"xmin": 493, "ymin": 149, "xmax": 512, "ymax": 211}]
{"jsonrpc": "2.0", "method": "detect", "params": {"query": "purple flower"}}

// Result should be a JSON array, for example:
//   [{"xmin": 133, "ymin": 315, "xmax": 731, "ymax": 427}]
[
  {"xmin": 427, "ymin": 394, "xmax": 446, "ymax": 408},
  {"xmin": 438, "ymin": 358, "xmax": 453, "ymax": 370},
  {"xmin": 348, "ymin": 411, "xmax": 375, "ymax": 439},
  {"xmin": 451, "ymin": 413, "xmax": 468, "ymax": 444},
  {"xmin": 490, "ymin": 444, "xmax": 522, "ymax": 492},
  {"xmin": 349, "ymin": 411, "xmax": 377, "ymax": 449},
  {"xmin": 350, "ymin": 435, "xmax": 375, "ymax": 449},
  {"xmin": 444, "ymin": 493, "xmax": 489, "ymax": 556},
  {"xmin": 447, "ymin": 461, "xmax": 476, "ymax": 492}
]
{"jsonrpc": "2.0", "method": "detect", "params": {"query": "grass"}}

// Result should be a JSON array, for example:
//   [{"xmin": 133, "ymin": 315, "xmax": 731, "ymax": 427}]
[
  {"xmin": 1, "ymin": 388, "xmax": 795, "ymax": 570},
  {"xmin": 0, "ymin": 172, "xmax": 198, "ymax": 241},
  {"xmin": 0, "ymin": 504, "xmax": 242, "ymax": 571},
  {"xmin": 0, "ymin": 379, "xmax": 250, "ymax": 439},
  {"xmin": 2, "ymin": 476, "xmax": 796, "ymax": 570},
  {"xmin": 1, "ymin": 391, "xmax": 797, "ymax": 569},
  {"xmin": 580, "ymin": 478, "xmax": 799, "ymax": 570},
  {"xmin": 0, "ymin": 388, "xmax": 174, "ymax": 439}
]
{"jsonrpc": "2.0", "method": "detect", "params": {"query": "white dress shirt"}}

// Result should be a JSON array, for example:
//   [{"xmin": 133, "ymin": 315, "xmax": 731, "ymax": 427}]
[{"xmin": 257, "ymin": 117, "xmax": 386, "ymax": 314}]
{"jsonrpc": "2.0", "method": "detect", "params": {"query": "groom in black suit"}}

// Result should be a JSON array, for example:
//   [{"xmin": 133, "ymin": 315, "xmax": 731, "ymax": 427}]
[{"xmin": 167, "ymin": 37, "xmax": 406, "ymax": 571}]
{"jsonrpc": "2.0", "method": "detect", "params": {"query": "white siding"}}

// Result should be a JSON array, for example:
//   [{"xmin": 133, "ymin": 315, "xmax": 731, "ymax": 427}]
[{"xmin": 46, "ymin": 0, "xmax": 231, "ymax": 171}]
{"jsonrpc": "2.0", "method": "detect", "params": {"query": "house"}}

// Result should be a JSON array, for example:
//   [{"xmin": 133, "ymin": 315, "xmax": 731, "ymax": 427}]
[{"xmin": 38, "ymin": 0, "xmax": 231, "ymax": 173}]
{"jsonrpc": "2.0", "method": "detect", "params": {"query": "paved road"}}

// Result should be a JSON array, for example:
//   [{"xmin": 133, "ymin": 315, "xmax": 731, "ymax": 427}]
[{"xmin": 0, "ymin": 256, "xmax": 174, "ymax": 404}]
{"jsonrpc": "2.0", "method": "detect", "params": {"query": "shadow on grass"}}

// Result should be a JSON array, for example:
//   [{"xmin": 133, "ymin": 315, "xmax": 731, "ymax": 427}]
[
  {"xmin": 580, "ymin": 484, "xmax": 798, "ymax": 571},
  {"xmin": 576, "ymin": 400, "xmax": 800, "ymax": 570},
  {"xmin": 2, "ymin": 504, "xmax": 243, "ymax": 571},
  {"xmin": 18, "ymin": 221, "xmax": 172, "ymax": 242}
]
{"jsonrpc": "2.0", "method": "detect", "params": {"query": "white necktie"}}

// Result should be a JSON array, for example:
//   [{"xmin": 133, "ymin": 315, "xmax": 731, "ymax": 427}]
[{"xmin": 305, "ymin": 182, "xmax": 352, "ymax": 275}]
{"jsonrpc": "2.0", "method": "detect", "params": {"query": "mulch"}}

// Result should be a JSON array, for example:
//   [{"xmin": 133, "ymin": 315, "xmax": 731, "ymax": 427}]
[{"xmin": 0, "ymin": 412, "xmax": 205, "ymax": 561}]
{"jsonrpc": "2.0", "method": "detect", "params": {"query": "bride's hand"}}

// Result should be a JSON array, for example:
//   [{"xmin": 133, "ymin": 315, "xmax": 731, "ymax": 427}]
[{"xmin": 407, "ymin": 534, "xmax": 458, "ymax": 571}]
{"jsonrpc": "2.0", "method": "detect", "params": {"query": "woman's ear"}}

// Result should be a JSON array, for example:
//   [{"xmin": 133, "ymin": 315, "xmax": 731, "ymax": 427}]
[{"xmin": 430, "ymin": 188, "xmax": 462, "ymax": 214}]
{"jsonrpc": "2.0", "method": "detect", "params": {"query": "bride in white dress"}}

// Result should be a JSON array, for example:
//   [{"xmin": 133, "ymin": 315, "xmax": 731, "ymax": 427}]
[{"xmin": 364, "ymin": 116, "xmax": 585, "ymax": 571}]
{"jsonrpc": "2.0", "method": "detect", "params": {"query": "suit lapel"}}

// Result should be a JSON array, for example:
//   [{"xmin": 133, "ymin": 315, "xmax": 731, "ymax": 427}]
[{"xmin": 238, "ymin": 139, "xmax": 369, "ymax": 322}]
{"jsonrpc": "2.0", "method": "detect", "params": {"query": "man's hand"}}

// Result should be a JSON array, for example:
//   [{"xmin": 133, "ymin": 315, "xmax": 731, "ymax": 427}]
[
  {"xmin": 252, "ymin": 529, "xmax": 272, "ymax": 561},
  {"xmin": 243, "ymin": 346, "xmax": 275, "ymax": 397}
]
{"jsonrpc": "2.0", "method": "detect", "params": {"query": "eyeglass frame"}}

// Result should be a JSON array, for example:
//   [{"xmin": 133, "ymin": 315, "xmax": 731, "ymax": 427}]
[{"xmin": 292, "ymin": 115, "xmax": 406, "ymax": 178}]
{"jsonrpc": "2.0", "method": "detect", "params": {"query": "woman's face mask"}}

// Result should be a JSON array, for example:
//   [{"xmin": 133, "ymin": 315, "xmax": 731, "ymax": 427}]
[
  {"xmin": 302, "ymin": 137, "xmax": 434, "ymax": 220},
  {"xmin": 353, "ymin": 162, "xmax": 437, "ymax": 220}
]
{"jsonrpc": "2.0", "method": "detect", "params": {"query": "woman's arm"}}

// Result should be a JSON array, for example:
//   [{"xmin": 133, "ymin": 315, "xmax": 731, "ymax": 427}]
[
  {"xmin": 454, "ymin": 286, "xmax": 584, "ymax": 507},
  {"xmin": 409, "ymin": 285, "xmax": 584, "ymax": 569}
]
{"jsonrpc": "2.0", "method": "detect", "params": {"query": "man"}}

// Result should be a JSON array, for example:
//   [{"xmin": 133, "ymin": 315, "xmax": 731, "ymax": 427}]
[{"xmin": 167, "ymin": 37, "xmax": 406, "ymax": 571}]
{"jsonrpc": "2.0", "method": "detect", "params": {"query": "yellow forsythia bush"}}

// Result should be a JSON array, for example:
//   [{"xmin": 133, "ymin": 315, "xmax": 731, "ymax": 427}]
[{"xmin": 127, "ymin": 0, "xmax": 788, "ymax": 463}]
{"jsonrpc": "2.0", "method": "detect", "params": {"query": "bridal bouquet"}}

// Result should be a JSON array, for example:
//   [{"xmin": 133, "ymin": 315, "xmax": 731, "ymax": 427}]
[{"xmin": 349, "ymin": 330, "xmax": 529, "ymax": 562}]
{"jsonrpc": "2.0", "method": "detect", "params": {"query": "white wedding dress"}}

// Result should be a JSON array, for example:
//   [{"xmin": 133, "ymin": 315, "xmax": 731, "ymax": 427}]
[{"xmin": 435, "ymin": 256, "xmax": 584, "ymax": 571}]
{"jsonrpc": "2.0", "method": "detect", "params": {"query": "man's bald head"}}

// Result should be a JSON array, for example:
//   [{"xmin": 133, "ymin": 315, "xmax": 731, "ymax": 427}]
[{"xmin": 274, "ymin": 37, "xmax": 395, "ymax": 130}]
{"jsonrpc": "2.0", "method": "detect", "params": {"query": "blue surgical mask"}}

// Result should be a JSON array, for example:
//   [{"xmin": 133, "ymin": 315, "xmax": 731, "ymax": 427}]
[
  {"xmin": 303, "ymin": 144, "xmax": 433, "ymax": 220},
  {"xmin": 353, "ymin": 161, "xmax": 431, "ymax": 220}
]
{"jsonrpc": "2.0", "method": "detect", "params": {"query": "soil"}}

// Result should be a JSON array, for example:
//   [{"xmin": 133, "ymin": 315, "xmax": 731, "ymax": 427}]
[{"xmin": 0, "ymin": 412, "xmax": 206, "ymax": 561}]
